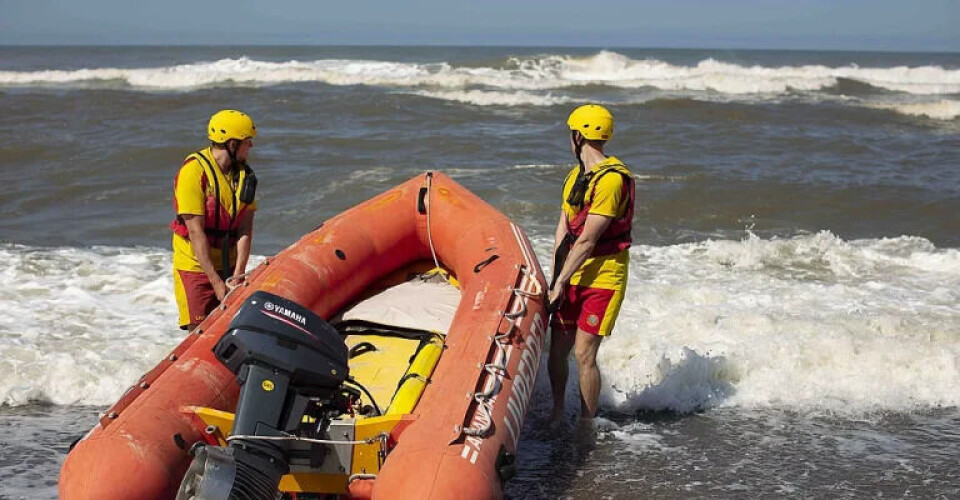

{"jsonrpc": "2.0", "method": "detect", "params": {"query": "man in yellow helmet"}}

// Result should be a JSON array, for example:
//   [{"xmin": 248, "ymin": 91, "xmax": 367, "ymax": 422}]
[
  {"xmin": 170, "ymin": 110, "xmax": 259, "ymax": 330},
  {"xmin": 547, "ymin": 104, "xmax": 634, "ymax": 425}
]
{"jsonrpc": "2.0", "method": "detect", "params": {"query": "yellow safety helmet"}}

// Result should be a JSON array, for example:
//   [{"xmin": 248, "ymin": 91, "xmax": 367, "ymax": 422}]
[
  {"xmin": 207, "ymin": 110, "xmax": 257, "ymax": 143},
  {"xmin": 567, "ymin": 104, "xmax": 613, "ymax": 141}
]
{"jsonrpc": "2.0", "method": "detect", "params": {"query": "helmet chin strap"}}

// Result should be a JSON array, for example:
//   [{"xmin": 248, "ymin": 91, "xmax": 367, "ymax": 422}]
[
  {"xmin": 572, "ymin": 130, "xmax": 586, "ymax": 172},
  {"xmin": 224, "ymin": 139, "xmax": 240, "ymax": 170},
  {"xmin": 566, "ymin": 130, "xmax": 591, "ymax": 207}
]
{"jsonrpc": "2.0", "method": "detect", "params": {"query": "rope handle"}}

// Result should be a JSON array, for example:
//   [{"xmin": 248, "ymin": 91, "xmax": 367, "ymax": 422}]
[
  {"xmin": 473, "ymin": 254, "xmax": 500, "ymax": 273},
  {"xmin": 220, "ymin": 270, "xmax": 252, "ymax": 305},
  {"xmin": 461, "ymin": 266, "xmax": 541, "ymax": 438}
]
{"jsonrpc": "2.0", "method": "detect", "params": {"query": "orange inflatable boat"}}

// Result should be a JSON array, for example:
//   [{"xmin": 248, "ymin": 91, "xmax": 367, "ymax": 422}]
[{"xmin": 59, "ymin": 172, "xmax": 547, "ymax": 499}]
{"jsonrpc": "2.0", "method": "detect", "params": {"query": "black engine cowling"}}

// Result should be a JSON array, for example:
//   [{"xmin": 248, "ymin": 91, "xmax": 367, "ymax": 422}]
[
  {"xmin": 216, "ymin": 290, "xmax": 347, "ymax": 389},
  {"xmin": 177, "ymin": 291, "xmax": 351, "ymax": 500}
]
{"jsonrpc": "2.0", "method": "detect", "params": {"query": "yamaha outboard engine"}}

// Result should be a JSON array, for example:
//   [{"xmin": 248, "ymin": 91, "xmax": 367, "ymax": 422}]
[{"xmin": 177, "ymin": 291, "xmax": 352, "ymax": 500}]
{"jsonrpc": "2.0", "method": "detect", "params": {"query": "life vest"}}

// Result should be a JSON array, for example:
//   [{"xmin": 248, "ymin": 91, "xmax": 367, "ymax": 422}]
[
  {"xmin": 169, "ymin": 150, "xmax": 250, "ymax": 249},
  {"xmin": 564, "ymin": 164, "xmax": 634, "ymax": 257}
]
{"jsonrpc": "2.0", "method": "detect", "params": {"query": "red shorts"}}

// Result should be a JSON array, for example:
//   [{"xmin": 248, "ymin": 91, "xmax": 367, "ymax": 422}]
[
  {"xmin": 550, "ymin": 284, "xmax": 625, "ymax": 336},
  {"xmin": 173, "ymin": 270, "xmax": 220, "ymax": 329}
]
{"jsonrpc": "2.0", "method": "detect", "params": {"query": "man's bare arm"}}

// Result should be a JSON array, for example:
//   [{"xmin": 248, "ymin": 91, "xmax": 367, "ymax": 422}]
[{"xmin": 182, "ymin": 214, "xmax": 227, "ymax": 301}]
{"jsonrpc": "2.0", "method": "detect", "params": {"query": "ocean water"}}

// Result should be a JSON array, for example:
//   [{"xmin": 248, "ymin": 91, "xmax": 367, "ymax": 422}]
[{"xmin": 0, "ymin": 46, "xmax": 958, "ymax": 499}]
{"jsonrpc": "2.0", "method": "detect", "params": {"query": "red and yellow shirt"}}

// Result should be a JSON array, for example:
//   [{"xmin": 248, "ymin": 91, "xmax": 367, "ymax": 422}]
[
  {"xmin": 560, "ymin": 156, "xmax": 631, "ymax": 290},
  {"xmin": 171, "ymin": 147, "xmax": 256, "ymax": 272}
]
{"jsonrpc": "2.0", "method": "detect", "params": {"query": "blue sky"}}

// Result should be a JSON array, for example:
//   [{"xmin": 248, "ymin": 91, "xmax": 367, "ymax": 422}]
[{"xmin": 1, "ymin": 0, "xmax": 957, "ymax": 52}]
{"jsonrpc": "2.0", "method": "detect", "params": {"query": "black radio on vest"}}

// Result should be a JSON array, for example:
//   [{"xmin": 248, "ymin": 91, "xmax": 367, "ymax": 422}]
[{"xmin": 239, "ymin": 167, "xmax": 257, "ymax": 204}]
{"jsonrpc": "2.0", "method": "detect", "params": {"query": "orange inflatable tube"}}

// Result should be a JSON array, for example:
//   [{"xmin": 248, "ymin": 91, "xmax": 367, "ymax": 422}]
[{"xmin": 60, "ymin": 172, "xmax": 548, "ymax": 499}]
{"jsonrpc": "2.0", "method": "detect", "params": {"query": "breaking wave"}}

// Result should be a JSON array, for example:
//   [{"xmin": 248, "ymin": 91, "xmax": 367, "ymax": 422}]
[
  {"xmin": 2, "ymin": 51, "xmax": 958, "ymax": 98},
  {"xmin": 536, "ymin": 231, "xmax": 960, "ymax": 415},
  {"xmin": 4, "ymin": 232, "xmax": 960, "ymax": 414},
  {"xmin": 869, "ymin": 99, "xmax": 960, "ymax": 120}
]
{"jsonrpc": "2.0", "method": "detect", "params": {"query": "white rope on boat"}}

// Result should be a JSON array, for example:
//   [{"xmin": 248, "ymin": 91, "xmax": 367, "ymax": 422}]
[
  {"xmin": 418, "ymin": 171, "xmax": 544, "ymax": 439},
  {"xmin": 219, "ymin": 269, "xmax": 253, "ymax": 307},
  {"xmin": 463, "ymin": 266, "xmax": 541, "ymax": 438},
  {"xmin": 348, "ymin": 473, "xmax": 378, "ymax": 483},
  {"xmin": 424, "ymin": 172, "xmax": 442, "ymax": 273}
]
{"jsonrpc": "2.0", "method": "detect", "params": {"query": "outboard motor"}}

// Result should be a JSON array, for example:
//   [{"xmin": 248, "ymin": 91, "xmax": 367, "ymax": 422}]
[{"xmin": 177, "ymin": 291, "xmax": 353, "ymax": 500}]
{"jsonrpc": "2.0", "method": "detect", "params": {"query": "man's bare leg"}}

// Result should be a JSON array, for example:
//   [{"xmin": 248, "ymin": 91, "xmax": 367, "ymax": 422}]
[{"xmin": 574, "ymin": 330, "xmax": 603, "ymax": 421}]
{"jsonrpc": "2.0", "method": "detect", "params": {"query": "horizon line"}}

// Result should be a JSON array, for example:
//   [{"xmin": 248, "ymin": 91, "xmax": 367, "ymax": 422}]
[{"xmin": 1, "ymin": 42, "xmax": 958, "ymax": 55}]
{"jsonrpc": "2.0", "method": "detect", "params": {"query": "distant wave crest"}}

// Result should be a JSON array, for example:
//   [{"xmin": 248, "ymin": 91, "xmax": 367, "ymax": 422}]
[
  {"xmin": 2, "ymin": 51, "xmax": 958, "ymax": 98},
  {"xmin": 869, "ymin": 99, "xmax": 960, "ymax": 120}
]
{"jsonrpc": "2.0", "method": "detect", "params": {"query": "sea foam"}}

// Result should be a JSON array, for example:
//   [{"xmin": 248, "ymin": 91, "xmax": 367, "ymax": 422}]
[
  {"xmin": 0, "ymin": 245, "xmax": 181, "ymax": 406},
  {"xmin": 2, "ymin": 233, "xmax": 959, "ymax": 413},
  {"xmin": 536, "ymin": 231, "xmax": 960, "ymax": 415}
]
